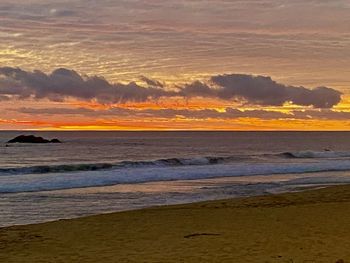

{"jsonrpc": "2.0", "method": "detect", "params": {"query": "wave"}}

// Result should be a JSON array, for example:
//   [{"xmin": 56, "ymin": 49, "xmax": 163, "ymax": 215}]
[
  {"xmin": 282, "ymin": 151, "xmax": 350, "ymax": 159},
  {"xmin": 2, "ymin": 151, "xmax": 350, "ymax": 176},
  {"xmin": 0, "ymin": 156, "xmax": 248, "ymax": 175},
  {"xmin": 2, "ymin": 159, "xmax": 350, "ymax": 193},
  {"xmin": 0, "ymin": 163, "xmax": 115, "ymax": 175}
]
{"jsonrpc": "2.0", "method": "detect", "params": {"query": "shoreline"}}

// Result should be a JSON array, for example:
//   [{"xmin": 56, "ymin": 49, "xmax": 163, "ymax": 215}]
[
  {"xmin": 1, "ymin": 184, "xmax": 350, "ymax": 262},
  {"xmin": 0, "ymin": 182, "xmax": 327, "ymax": 229},
  {"xmin": 1, "ymin": 171, "xmax": 343, "ymax": 228}
]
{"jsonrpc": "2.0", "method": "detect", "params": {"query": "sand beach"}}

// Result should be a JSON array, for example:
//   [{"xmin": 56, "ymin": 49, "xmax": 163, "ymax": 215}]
[{"xmin": 1, "ymin": 185, "xmax": 350, "ymax": 262}]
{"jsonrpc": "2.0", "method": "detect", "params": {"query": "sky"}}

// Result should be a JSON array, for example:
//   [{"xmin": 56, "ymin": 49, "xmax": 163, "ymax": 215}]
[{"xmin": 1, "ymin": 0, "xmax": 350, "ymax": 130}]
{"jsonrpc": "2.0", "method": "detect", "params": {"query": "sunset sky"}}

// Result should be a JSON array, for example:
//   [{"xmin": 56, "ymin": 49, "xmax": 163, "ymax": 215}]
[{"xmin": 1, "ymin": 0, "xmax": 350, "ymax": 130}]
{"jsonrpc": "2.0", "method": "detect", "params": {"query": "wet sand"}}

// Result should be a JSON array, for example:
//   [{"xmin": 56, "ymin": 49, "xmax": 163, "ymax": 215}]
[{"xmin": 1, "ymin": 185, "xmax": 350, "ymax": 262}]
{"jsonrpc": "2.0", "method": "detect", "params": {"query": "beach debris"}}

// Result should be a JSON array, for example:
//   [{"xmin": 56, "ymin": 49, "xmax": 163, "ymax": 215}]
[
  {"xmin": 184, "ymin": 233, "xmax": 220, "ymax": 239},
  {"xmin": 7, "ymin": 135, "xmax": 62, "ymax": 144}
]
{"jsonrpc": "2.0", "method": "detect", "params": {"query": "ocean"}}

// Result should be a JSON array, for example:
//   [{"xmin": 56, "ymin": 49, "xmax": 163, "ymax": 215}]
[{"xmin": 1, "ymin": 131, "xmax": 350, "ymax": 227}]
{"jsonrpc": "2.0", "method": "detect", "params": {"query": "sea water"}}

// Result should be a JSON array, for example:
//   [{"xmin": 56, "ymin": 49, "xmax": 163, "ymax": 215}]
[{"xmin": 1, "ymin": 131, "xmax": 350, "ymax": 227}]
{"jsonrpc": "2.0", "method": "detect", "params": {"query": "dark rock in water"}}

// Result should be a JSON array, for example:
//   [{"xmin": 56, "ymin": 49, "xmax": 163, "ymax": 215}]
[
  {"xmin": 50, "ymin": 139, "xmax": 61, "ymax": 143},
  {"xmin": 7, "ymin": 135, "xmax": 61, "ymax": 144}
]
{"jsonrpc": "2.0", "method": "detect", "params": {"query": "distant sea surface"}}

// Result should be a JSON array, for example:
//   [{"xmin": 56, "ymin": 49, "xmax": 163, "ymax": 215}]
[{"xmin": 1, "ymin": 131, "xmax": 350, "ymax": 227}]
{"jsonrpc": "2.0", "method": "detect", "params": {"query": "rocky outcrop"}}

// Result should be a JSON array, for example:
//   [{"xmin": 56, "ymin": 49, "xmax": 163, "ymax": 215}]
[{"xmin": 7, "ymin": 135, "xmax": 62, "ymax": 144}]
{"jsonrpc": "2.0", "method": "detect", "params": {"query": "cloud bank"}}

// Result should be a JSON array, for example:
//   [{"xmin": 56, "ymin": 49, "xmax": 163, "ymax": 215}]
[
  {"xmin": 0, "ymin": 67, "xmax": 172, "ymax": 104},
  {"xmin": 0, "ymin": 67, "xmax": 342, "ymax": 108},
  {"xmin": 180, "ymin": 74, "xmax": 342, "ymax": 108},
  {"xmin": 15, "ymin": 107, "xmax": 350, "ymax": 122},
  {"xmin": 15, "ymin": 106, "xmax": 290, "ymax": 120}
]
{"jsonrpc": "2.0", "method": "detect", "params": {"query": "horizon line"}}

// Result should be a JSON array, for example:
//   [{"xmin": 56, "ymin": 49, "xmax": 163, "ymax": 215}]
[{"xmin": 1, "ymin": 130, "xmax": 350, "ymax": 132}]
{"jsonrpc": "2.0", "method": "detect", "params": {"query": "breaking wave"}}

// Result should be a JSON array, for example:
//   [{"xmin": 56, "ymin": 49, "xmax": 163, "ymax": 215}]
[
  {"xmin": 2, "ymin": 151, "xmax": 350, "ymax": 176},
  {"xmin": 282, "ymin": 151, "xmax": 350, "ymax": 159},
  {"xmin": 2, "ymin": 159, "xmax": 350, "ymax": 193},
  {"xmin": 0, "ymin": 156, "xmax": 248, "ymax": 175}
]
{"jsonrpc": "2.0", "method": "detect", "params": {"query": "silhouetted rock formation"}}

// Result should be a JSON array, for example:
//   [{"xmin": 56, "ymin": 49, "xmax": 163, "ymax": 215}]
[
  {"xmin": 50, "ymin": 139, "xmax": 61, "ymax": 143},
  {"xmin": 7, "ymin": 135, "xmax": 61, "ymax": 144}
]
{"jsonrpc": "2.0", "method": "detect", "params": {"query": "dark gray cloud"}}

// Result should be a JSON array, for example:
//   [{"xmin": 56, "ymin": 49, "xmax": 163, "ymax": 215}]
[
  {"xmin": 291, "ymin": 109, "xmax": 350, "ymax": 120},
  {"xmin": 180, "ymin": 74, "xmax": 342, "ymax": 108},
  {"xmin": 15, "ymin": 106, "xmax": 350, "ymax": 121},
  {"xmin": 0, "ymin": 67, "xmax": 342, "ymax": 108},
  {"xmin": 17, "ymin": 107, "xmax": 101, "ymax": 116},
  {"xmin": 179, "ymin": 81, "xmax": 215, "ymax": 98},
  {"xmin": 14, "ymin": 106, "xmax": 291, "ymax": 120},
  {"xmin": 0, "ymin": 67, "xmax": 172, "ymax": 104},
  {"xmin": 139, "ymin": 76, "xmax": 164, "ymax": 88}
]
